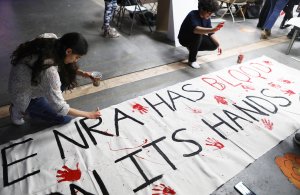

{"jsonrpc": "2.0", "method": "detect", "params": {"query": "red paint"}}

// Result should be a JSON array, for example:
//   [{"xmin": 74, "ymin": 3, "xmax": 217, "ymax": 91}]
[
  {"xmin": 268, "ymin": 82, "xmax": 281, "ymax": 89},
  {"xmin": 239, "ymin": 66, "xmax": 267, "ymax": 80},
  {"xmin": 109, "ymin": 139, "xmax": 148, "ymax": 151},
  {"xmin": 282, "ymin": 89, "xmax": 295, "ymax": 96},
  {"xmin": 152, "ymin": 183, "xmax": 176, "ymax": 195},
  {"xmin": 201, "ymin": 77, "xmax": 226, "ymax": 91},
  {"xmin": 56, "ymin": 163, "xmax": 81, "ymax": 183},
  {"xmin": 279, "ymin": 79, "xmax": 293, "ymax": 84},
  {"xmin": 202, "ymin": 60, "xmax": 273, "ymax": 91},
  {"xmin": 205, "ymin": 137, "xmax": 224, "ymax": 150},
  {"xmin": 216, "ymin": 69, "xmax": 252, "ymax": 89},
  {"xmin": 228, "ymin": 69, "xmax": 252, "ymax": 83},
  {"xmin": 134, "ymin": 154, "xmax": 165, "ymax": 165},
  {"xmin": 249, "ymin": 62, "xmax": 272, "ymax": 73},
  {"xmin": 217, "ymin": 75, "xmax": 242, "ymax": 88},
  {"xmin": 241, "ymin": 84, "xmax": 255, "ymax": 91},
  {"xmin": 261, "ymin": 118, "xmax": 273, "ymax": 130},
  {"xmin": 263, "ymin": 60, "xmax": 272, "ymax": 65},
  {"xmin": 216, "ymin": 22, "xmax": 225, "ymax": 30},
  {"xmin": 186, "ymin": 105, "xmax": 202, "ymax": 114},
  {"xmin": 132, "ymin": 103, "xmax": 148, "ymax": 114},
  {"xmin": 214, "ymin": 95, "xmax": 228, "ymax": 105}
]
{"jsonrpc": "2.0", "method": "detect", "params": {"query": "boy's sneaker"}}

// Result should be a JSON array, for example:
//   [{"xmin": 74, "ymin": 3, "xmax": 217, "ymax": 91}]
[
  {"xmin": 294, "ymin": 133, "xmax": 300, "ymax": 146},
  {"xmin": 103, "ymin": 27, "xmax": 120, "ymax": 38},
  {"xmin": 9, "ymin": 104, "xmax": 25, "ymax": 125},
  {"xmin": 188, "ymin": 61, "xmax": 201, "ymax": 69}
]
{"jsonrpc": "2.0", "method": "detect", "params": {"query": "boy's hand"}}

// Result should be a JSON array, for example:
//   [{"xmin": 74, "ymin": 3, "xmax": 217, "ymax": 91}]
[
  {"xmin": 213, "ymin": 22, "xmax": 225, "ymax": 32},
  {"xmin": 216, "ymin": 22, "xmax": 225, "ymax": 30},
  {"xmin": 217, "ymin": 47, "xmax": 222, "ymax": 55}
]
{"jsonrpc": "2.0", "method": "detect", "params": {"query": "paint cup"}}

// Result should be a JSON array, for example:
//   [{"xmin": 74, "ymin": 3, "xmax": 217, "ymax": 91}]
[
  {"xmin": 91, "ymin": 71, "xmax": 102, "ymax": 87},
  {"xmin": 237, "ymin": 54, "xmax": 244, "ymax": 64}
]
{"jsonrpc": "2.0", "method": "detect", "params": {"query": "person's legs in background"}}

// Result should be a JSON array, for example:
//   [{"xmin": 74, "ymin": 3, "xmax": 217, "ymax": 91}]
[
  {"xmin": 102, "ymin": 0, "xmax": 120, "ymax": 38},
  {"xmin": 26, "ymin": 97, "xmax": 72, "ymax": 125},
  {"xmin": 280, "ymin": 0, "xmax": 295, "ymax": 29},
  {"xmin": 257, "ymin": 0, "xmax": 273, "ymax": 29},
  {"xmin": 261, "ymin": 0, "xmax": 289, "ymax": 39}
]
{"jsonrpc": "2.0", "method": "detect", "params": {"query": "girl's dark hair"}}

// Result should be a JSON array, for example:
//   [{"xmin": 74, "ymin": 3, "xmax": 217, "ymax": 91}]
[
  {"xmin": 10, "ymin": 32, "xmax": 88, "ymax": 90},
  {"xmin": 58, "ymin": 32, "xmax": 88, "ymax": 90},
  {"xmin": 58, "ymin": 32, "xmax": 88, "ymax": 57},
  {"xmin": 198, "ymin": 0, "xmax": 220, "ymax": 13}
]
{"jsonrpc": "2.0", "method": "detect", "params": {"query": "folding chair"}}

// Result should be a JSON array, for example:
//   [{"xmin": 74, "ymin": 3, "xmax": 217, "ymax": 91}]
[
  {"xmin": 116, "ymin": 0, "xmax": 153, "ymax": 35},
  {"xmin": 286, "ymin": 17, "xmax": 300, "ymax": 55},
  {"xmin": 140, "ymin": 0, "xmax": 158, "ymax": 14},
  {"xmin": 219, "ymin": 0, "xmax": 248, "ymax": 22}
]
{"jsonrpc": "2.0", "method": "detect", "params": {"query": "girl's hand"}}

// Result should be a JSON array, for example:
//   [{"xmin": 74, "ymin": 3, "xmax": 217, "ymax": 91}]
[
  {"xmin": 87, "ymin": 108, "xmax": 101, "ymax": 119},
  {"xmin": 82, "ymin": 71, "xmax": 92, "ymax": 78}
]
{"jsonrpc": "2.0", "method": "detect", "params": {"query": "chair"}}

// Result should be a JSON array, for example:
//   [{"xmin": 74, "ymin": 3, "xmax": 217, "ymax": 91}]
[
  {"xmin": 116, "ymin": 0, "xmax": 153, "ymax": 35},
  {"xmin": 286, "ymin": 17, "xmax": 300, "ymax": 55},
  {"xmin": 140, "ymin": 0, "xmax": 158, "ymax": 13},
  {"xmin": 219, "ymin": 0, "xmax": 248, "ymax": 22}
]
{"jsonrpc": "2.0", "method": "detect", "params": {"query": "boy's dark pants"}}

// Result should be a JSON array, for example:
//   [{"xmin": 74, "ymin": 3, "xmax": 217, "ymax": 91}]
[{"xmin": 179, "ymin": 34, "xmax": 218, "ymax": 62}]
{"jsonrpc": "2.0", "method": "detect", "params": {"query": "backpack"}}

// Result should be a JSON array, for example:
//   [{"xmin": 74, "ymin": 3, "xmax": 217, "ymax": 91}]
[{"xmin": 242, "ymin": 3, "xmax": 261, "ymax": 19}]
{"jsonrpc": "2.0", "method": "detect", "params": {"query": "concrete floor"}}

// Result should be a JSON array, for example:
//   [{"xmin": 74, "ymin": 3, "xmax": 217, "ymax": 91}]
[{"xmin": 0, "ymin": 0, "xmax": 300, "ymax": 194}]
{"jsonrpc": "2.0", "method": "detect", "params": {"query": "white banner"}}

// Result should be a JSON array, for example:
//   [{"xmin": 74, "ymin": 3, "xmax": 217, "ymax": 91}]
[{"xmin": 1, "ymin": 56, "xmax": 300, "ymax": 195}]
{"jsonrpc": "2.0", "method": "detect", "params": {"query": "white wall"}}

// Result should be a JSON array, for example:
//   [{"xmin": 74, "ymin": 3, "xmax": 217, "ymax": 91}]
[{"xmin": 167, "ymin": 0, "xmax": 198, "ymax": 47}]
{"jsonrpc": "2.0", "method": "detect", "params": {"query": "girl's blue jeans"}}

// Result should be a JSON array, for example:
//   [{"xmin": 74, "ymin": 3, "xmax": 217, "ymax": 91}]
[{"xmin": 26, "ymin": 97, "xmax": 72, "ymax": 125}]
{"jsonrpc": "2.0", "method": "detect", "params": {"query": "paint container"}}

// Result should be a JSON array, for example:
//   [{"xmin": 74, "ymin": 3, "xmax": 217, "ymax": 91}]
[
  {"xmin": 237, "ymin": 54, "xmax": 244, "ymax": 64},
  {"xmin": 91, "ymin": 71, "xmax": 102, "ymax": 87}
]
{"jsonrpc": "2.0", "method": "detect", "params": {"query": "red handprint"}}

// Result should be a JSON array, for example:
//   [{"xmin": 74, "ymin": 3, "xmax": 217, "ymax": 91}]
[
  {"xmin": 205, "ymin": 137, "xmax": 224, "ymax": 150},
  {"xmin": 282, "ymin": 89, "xmax": 295, "ymax": 96},
  {"xmin": 132, "ymin": 103, "xmax": 148, "ymax": 114},
  {"xmin": 152, "ymin": 183, "xmax": 176, "ymax": 195},
  {"xmin": 214, "ymin": 95, "xmax": 228, "ymax": 105},
  {"xmin": 261, "ymin": 118, "xmax": 273, "ymax": 130},
  {"xmin": 56, "ymin": 163, "xmax": 81, "ymax": 183},
  {"xmin": 262, "ymin": 60, "xmax": 272, "ymax": 65}
]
